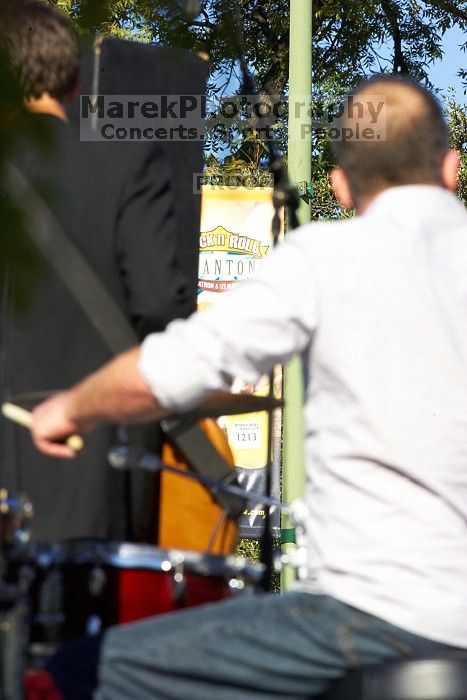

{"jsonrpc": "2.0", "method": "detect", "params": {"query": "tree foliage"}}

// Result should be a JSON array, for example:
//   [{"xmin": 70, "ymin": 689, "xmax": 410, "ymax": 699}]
[
  {"xmin": 448, "ymin": 100, "xmax": 467, "ymax": 207},
  {"xmin": 0, "ymin": 49, "xmax": 43, "ymax": 311},
  {"xmin": 47, "ymin": 1, "xmax": 467, "ymax": 92},
  {"xmin": 44, "ymin": 0, "xmax": 467, "ymax": 218},
  {"xmin": 2, "ymin": 0, "xmax": 467, "ymax": 285}
]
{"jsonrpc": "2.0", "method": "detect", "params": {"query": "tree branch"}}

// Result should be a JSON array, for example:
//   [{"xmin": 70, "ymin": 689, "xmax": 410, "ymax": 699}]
[
  {"xmin": 319, "ymin": 20, "xmax": 346, "ymax": 68},
  {"xmin": 424, "ymin": 0, "xmax": 467, "ymax": 24},
  {"xmin": 380, "ymin": 0, "xmax": 410, "ymax": 73}
]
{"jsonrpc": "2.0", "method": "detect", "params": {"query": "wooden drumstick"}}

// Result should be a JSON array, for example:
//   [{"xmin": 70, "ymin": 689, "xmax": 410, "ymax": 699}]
[{"xmin": 1, "ymin": 402, "xmax": 84, "ymax": 453}]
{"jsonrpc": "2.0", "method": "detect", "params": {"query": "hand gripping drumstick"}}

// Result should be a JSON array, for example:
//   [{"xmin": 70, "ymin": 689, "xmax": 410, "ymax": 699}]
[{"xmin": 1, "ymin": 402, "xmax": 84, "ymax": 453}]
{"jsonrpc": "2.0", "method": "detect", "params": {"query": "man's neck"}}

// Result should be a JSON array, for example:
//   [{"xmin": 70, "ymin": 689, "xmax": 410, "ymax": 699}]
[{"xmin": 25, "ymin": 93, "xmax": 68, "ymax": 122}]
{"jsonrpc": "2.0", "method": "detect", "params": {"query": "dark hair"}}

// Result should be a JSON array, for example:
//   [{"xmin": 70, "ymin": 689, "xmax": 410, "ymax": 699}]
[
  {"xmin": 332, "ymin": 75, "xmax": 450, "ymax": 204},
  {"xmin": 0, "ymin": 1, "xmax": 79, "ymax": 102}
]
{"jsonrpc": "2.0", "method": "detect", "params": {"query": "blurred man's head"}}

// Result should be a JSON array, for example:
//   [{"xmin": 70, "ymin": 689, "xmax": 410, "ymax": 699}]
[
  {"xmin": 331, "ymin": 76, "xmax": 459, "ymax": 212},
  {"xmin": 0, "ymin": 1, "xmax": 79, "ymax": 107}
]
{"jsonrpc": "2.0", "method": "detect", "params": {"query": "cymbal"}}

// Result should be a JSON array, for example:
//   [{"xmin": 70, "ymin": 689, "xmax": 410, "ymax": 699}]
[{"xmin": 172, "ymin": 391, "xmax": 283, "ymax": 420}]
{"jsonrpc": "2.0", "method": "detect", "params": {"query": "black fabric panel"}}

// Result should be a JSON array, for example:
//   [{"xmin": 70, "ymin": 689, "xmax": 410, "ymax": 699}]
[{"xmin": 69, "ymin": 37, "xmax": 208, "ymax": 308}]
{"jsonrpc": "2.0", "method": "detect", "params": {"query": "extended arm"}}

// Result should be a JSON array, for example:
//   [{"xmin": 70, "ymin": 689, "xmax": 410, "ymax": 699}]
[
  {"xmin": 30, "ymin": 346, "xmax": 167, "ymax": 459},
  {"xmin": 31, "ymin": 229, "xmax": 317, "ymax": 459}
]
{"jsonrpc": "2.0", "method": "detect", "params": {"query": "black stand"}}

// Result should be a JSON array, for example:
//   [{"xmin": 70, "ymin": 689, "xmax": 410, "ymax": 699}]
[
  {"xmin": 180, "ymin": 4, "xmax": 303, "ymax": 592},
  {"xmin": 0, "ymin": 576, "xmax": 29, "ymax": 698},
  {"xmin": 259, "ymin": 160, "xmax": 301, "ymax": 592},
  {"xmin": 234, "ymin": 30, "xmax": 302, "ymax": 594}
]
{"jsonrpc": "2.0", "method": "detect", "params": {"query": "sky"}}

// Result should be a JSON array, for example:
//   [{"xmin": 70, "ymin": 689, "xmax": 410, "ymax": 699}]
[{"xmin": 428, "ymin": 25, "xmax": 466, "ymax": 105}]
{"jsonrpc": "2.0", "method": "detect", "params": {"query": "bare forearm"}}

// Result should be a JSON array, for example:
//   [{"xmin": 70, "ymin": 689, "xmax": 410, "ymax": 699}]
[
  {"xmin": 31, "ymin": 346, "xmax": 168, "ymax": 458},
  {"xmin": 66, "ymin": 346, "xmax": 166, "ymax": 425}
]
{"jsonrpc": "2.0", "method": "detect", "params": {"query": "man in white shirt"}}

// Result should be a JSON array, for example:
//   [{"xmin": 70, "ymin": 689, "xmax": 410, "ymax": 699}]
[{"xmin": 31, "ymin": 76, "xmax": 467, "ymax": 699}]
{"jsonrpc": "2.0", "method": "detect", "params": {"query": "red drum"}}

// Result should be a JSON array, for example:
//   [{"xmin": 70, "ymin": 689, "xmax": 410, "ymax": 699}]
[{"xmin": 5, "ymin": 540, "xmax": 263, "ymax": 655}]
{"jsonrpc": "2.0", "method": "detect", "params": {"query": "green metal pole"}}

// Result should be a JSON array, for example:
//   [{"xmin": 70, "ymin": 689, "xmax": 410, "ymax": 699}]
[{"xmin": 281, "ymin": 0, "xmax": 312, "ymax": 591}]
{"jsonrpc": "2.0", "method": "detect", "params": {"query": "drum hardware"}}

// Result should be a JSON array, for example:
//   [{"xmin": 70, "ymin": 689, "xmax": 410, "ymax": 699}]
[
  {"xmin": 88, "ymin": 566, "xmax": 106, "ymax": 598},
  {"xmin": 167, "ymin": 391, "xmax": 283, "ymax": 422},
  {"xmin": 109, "ymin": 446, "xmax": 294, "ymax": 586},
  {"xmin": 171, "ymin": 562, "xmax": 187, "ymax": 608},
  {"xmin": 108, "ymin": 444, "xmax": 287, "ymax": 513},
  {"xmin": 16, "ymin": 564, "xmax": 35, "ymax": 597},
  {"xmin": 36, "ymin": 567, "xmax": 64, "ymax": 619},
  {"xmin": 277, "ymin": 498, "xmax": 310, "ymax": 582},
  {"xmin": 227, "ymin": 576, "xmax": 246, "ymax": 593},
  {"xmin": 0, "ymin": 618, "xmax": 10, "ymax": 634},
  {"xmin": 0, "ymin": 579, "xmax": 19, "ymax": 612},
  {"xmin": 0, "ymin": 490, "xmax": 33, "ymax": 547},
  {"xmin": 0, "ymin": 595, "xmax": 29, "ymax": 700},
  {"xmin": 85, "ymin": 614, "xmax": 103, "ymax": 637},
  {"xmin": 0, "ymin": 542, "xmax": 30, "ymax": 699},
  {"xmin": 3, "ymin": 540, "xmax": 266, "ymax": 659}
]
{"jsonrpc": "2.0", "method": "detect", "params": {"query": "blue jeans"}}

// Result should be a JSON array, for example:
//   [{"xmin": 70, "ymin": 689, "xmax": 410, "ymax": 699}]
[{"xmin": 93, "ymin": 592, "xmax": 462, "ymax": 699}]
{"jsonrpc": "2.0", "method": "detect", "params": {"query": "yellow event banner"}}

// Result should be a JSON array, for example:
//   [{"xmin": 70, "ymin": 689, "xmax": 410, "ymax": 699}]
[{"xmin": 198, "ymin": 186, "xmax": 282, "ymax": 538}]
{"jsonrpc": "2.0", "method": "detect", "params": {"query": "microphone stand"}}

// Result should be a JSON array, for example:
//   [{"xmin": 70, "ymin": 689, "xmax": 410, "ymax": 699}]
[
  {"xmin": 108, "ymin": 443, "xmax": 289, "ymax": 514},
  {"xmin": 231, "ymin": 12, "xmax": 301, "ymax": 592},
  {"xmin": 181, "ymin": 2, "xmax": 302, "ymax": 592}
]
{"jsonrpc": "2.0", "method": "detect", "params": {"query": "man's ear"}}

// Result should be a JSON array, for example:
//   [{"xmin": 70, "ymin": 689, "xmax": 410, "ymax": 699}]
[
  {"xmin": 442, "ymin": 149, "xmax": 461, "ymax": 192},
  {"xmin": 330, "ymin": 167, "xmax": 355, "ymax": 209}
]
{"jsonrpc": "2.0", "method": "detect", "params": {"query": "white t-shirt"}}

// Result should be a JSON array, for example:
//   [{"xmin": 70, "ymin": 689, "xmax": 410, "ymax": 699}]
[{"xmin": 140, "ymin": 185, "xmax": 467, "ymax": 648}]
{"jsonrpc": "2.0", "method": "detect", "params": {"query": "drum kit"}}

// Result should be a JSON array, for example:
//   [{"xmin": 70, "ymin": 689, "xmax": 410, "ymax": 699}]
[
  {"xmin": 0, "ymin": 392, "xmax": 301, "ymax": 699},
  {"xmin": 0, "ymin": 489, "xmax": 266, "ymax": 698}
]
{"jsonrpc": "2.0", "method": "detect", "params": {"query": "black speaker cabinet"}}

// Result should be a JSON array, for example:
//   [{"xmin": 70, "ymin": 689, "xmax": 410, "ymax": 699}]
[
  {"xmin": 69, "ymin": 36, "xmax": 209, "ymax": 307},
  {"xmin": 68, "ymin": 38, "xmax": 209, "ymax": 543}
]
